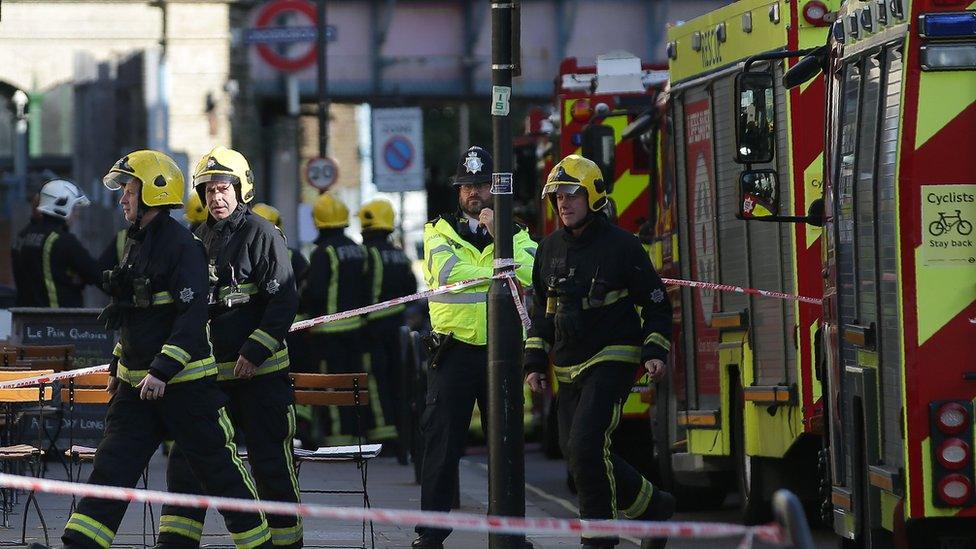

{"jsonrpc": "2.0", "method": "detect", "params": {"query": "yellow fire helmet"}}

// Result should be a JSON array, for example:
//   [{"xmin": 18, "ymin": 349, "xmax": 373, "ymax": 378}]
[
  {"xmin": 103, "ymin": 150, "xmax": 185, "ymax": 209},
  {"xmin": 312, "ymin": 193, "xmax": 349, "ymax": 229},
  {"xmin": 184, "ymin": 192, "xmax": 208, "ymax": 224},
  {"xmin": 542, "ymin": 154, "xmax": 608, "ymax": 212},
  {"xmin": 358, "ymin": 198, "xmax": 395, "ymax": 232},
  {"xmin": 193, "ymin": 146, "xmax": 255, "ymax": 204},
  {"xmin": 252, "ymin": 202, "xmax": 282, "ymax": 227}
]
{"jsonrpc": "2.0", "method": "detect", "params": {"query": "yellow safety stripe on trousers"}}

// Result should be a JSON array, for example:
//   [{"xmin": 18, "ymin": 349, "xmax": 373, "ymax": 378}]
[
  {"xmin": 643, "ymin": 332, "xmax": 671, "ymax": 352},
  {"xmin": 271, "ymin": 524, "xmax": 304, "ymax": 547},
  {"xmin": 308, "ymin": 315, "xmax": 365, "ymax": 333},
  {"xmin": 248, "ymin": 328, "xmax": 280, "ymax": 353},
  {"xmin": 218, "ymin": 408, "xmax": 262, "ymax": 500},
  {"xmin": 65, "ymin": 512, "xmax": 115, "ymax": 549},
  {"xmin": 606, "ymin": 400, "xmax": 622, "ymax": 519},
  {"xmin": 283, "ymin": 405, "xmax": 303, "ymax": 505},
  {"xmin": 621, "ymin": 477, "xmax": 655, "ymax": 519},
  {"xmin": 217, "ymin": 347, "xmax": 289, "ymax": 382},
  {"xmin": 159, "ymin": 515, "xmax": 204, "ymax": 541},
  {"xmin": 231, "ymin": 520, "xmax": 272, "ymax": 549},
  {"xmin": 161, "ymin": 344, "xmax": 192, "ymax": 366},
  {"xmin": 363, "ymin": 353, "xmax": 390, "ymax": 439},
  {"xmin": 42, "ymin": 232, "xmax": 60, "ymax": 307},
  {"xmin": 367, "ymin": 303, "xmax": 405, "ymax": 321},
  {"xmin": 582, "ymin": 289, "xmax": 629, "ymax": 310},
  {"xmin": 117, "ymin": 356, "xmax": 217, "ymax": 386},
  {"xmin": 524, "ymin": 337, "xmax": 551, "ymax": 354},
  {"xmin": 217, "ymin": 283, "xmax": 259, "ymax": 301},
  {"xmin": 551, "ymin": 345, "xmax": 642, "ymax": 384}
]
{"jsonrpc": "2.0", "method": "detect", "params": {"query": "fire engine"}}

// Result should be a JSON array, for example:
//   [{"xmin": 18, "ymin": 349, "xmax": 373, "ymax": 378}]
[
  {"xmin": 516, "ymin": 52, "xmax": 678, "ymax": 483},
  {"xmin": 776, "ymin": 0, "xmax": 976, "ymax": 544},
  {"xmin": 661, "ymin": 0, "xmax": 833, "ymax": 519}
]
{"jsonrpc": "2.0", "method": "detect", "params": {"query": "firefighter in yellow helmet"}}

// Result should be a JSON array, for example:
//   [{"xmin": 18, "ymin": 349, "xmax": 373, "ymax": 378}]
[
  {"xmin": 358, "ymin": 199, "xmax": 418, "ymax": 447},
  {"xmin": 62, "ymin": 150, "xmax": 272, "ymax": 549},
  {"xmin": 523, "ymin": 155, "xmax": 674, "ymax": 549},
  {"xmin": 413, "ymin": 146, "xmax": 537, "ymax": 548},
  {"xmin": 159, "ymin": 147, "xmax": 302, "ymax": 548},
  {"xmin": 184, "ymin": 191, "xmax": 209, "ymax": 230},
  {"xmin": 299, "ymin": 192, "xmax": 369, "ymax": 444}
]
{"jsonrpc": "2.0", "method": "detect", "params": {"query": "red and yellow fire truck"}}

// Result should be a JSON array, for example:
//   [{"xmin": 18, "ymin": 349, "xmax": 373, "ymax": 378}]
[
  {"xmin": 776, "ymin": 0, "xmax": 976, "ymax": 544},
  {"xmin": 661, "ymin": 0, "xmax": 833, "ymax": 519},
  {"xmin": 517, "ymin": 52, "xmax": 678, "ymax": 478}
]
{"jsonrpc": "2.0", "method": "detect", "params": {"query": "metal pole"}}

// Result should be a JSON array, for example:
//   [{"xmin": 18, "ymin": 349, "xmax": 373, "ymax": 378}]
[
  {"xmin": 12, "ymin": 90, "xmax": 29, "ymax": 202},
  {"xmin": 316, "ymin": 0, "xmax": 329, "ymax": 158},
  {"xmin": 487, "ymin": 2, "xmax": 525, "ymax": 548}
]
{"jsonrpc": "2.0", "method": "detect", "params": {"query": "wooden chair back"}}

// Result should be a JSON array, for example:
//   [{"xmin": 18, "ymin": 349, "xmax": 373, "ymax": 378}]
[{"xmin": 290, "ymin": 373, "xmax": 369, "ymax": 407}]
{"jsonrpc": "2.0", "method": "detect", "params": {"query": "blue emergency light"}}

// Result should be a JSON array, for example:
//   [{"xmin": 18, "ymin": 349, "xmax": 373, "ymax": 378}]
[{"xmin": 919, "ymin": 11, "xmax": 976, "ymax": 39}]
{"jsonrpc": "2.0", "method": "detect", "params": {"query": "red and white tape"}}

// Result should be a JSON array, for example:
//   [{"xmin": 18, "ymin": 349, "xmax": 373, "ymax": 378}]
[
  {"xmin": 661, "ymin": 277, "xmax": 822, "ymax": 306},
  {"xmin": 0, "ymin": 472, "xmax": 783, "ymax": 545},
  {"xmin": 0, "ymin": 364, "xmax": 110, "ymax": 390}
]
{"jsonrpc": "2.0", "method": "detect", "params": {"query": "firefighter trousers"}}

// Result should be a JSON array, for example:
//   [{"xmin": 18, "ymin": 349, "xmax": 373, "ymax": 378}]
[
  {"xmin": 558, "ymin": 362, "xmax": 658, "ymax": 546},
  {"xmin": 364, "ymin": 316, "xmax": 404, "ymax": 441},
  {"xmin": 414, "ymin": 341, "xmax": 488, "ymax": 543},
  {"xmin": 160, "ymin": 374, "xmax": 303, "ymax": 548},
  {"xmin": 309, "ymin": 331, "xmax": 365, "ymax": 444},
  {"xmin": 62, "ymin": 381, "xmax": 272, "ymax": 549}
]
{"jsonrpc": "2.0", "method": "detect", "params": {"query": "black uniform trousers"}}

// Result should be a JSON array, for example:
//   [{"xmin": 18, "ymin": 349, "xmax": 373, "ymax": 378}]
[
  {"xmin": 364, "ymin": 315, "xmax": 404, "ymax": 441},
  {"xmin": 62, "ymin": 381, "xmax": 271, "ymax": 549},
  {"xmin": 414, "ymin": 341, "xmax": 488, "ymax": 543},
  {"xmin": 159, "ymin": 374, "xmax": 302, "ymax": 548},
  {"xmin": 558, "ymin": 362, "xmax": 658, "ymax": 546},
  {"xmin": 308, "ymin": 330, "xmax": 366, "ymax": 444}
]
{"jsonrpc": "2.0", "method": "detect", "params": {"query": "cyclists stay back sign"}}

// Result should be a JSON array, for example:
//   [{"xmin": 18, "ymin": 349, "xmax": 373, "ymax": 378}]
[{"xmin": 922, "ymin": 184, "xmax": 976, "ymax": 268}]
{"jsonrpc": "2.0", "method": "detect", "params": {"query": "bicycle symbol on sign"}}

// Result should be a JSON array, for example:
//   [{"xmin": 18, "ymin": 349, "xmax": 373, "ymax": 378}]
[{"xmin": 929, "ymin": 210, "xmax": 974, "ymax": 237}]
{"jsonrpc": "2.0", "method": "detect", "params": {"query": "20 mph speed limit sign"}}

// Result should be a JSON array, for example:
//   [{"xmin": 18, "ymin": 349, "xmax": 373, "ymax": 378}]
[{"xmin": 305, "ymin": 157, "xmax": 338, "ymax": 191}]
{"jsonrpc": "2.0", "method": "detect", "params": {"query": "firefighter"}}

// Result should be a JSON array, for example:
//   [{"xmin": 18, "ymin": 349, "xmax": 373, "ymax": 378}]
[
  {"xmin": 300, "ymin": 193, "xmax": 369, "ymax": 444},
  {"xmin": 184, "ymin": 191, "xmax": 209, "ymax": 231},
  {"xmin": 358, "ymin": 198, "xmax": 418, "ymax": 444},
  {"xmin": 11, "ymin": 179, "xmax": 101, "ymax": 307},
  {"xmin": 252, "ymin": 201, "xmax": 313, "ymax": 421},
  {"xmin": 158, "ymin": 147, "xmax": 303, "ymax": 549},
  {"xmin": 99, "ymin": 193, "xmax": 207, "ymax": 272},
  {"xmin": 412, "ymin": 146, "xmax": 537, "ymax": 549},
  {"xmin": 523, "ymin": 155, "xmax": 675, "ymax": 549},
  {"xmin": 62, "ymin": 150, "xmax": 272, "ymax": 549}
]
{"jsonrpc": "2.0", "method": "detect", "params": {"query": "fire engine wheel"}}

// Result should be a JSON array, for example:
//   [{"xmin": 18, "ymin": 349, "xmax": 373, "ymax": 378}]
[{"xmin": 732, "ymin": 377, "xmax": 771, "ymax": 525}]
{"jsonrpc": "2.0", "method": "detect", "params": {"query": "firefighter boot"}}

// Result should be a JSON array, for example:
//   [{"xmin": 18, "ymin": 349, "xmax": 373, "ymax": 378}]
[
  {"xmin": 411, "ymin": 536, "xmax": 444, "ymax": 549},
  {"xmin": 639, "ymin": 488, "xmax": 676, "ymax": 549}
]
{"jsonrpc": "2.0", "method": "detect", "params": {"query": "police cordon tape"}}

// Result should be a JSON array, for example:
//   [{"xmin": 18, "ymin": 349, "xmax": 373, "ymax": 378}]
[
  {"xmin": 0, "ymin": 275, "xmax": 821, "ymax": 391},
  {"xmin": 661, "ymin": 278, "xmax": 823, "ymax": 306},
  {"xmin": 0, "ymin": 472, "xmax": 785, "ymax": 545}
]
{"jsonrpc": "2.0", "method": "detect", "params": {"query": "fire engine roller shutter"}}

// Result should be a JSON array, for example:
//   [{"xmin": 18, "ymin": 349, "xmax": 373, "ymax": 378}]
[{"xmin": 878, "ymin": 46, "xmax": 905, "ymax": 471}]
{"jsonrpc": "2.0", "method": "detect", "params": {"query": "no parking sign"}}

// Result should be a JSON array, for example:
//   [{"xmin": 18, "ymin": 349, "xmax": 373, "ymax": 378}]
[{"xmin": 372, "ymin": 107, "xmax": 424, "ymax": 192}]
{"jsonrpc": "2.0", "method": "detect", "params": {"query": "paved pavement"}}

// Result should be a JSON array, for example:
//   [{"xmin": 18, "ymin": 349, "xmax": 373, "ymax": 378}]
[{"xmin": 6, "ymin": 446, "xmax": 831, "ymax": 548}]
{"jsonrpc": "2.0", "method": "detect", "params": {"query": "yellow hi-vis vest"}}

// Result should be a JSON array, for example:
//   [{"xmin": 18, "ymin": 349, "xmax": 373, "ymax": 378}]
[{"xmin": 422, "ymin": 218, "xmax": 536, "ymax": 346}]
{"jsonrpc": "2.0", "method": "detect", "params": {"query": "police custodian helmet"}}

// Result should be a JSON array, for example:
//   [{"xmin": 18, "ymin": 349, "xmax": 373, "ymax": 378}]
[{"xmin": 450, "ymin": 146, "xmax": 493, "ymax": 186}]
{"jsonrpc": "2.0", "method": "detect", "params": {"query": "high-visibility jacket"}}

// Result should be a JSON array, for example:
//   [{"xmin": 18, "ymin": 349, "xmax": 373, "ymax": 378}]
[
  {"xmin": 11, "ymin": 216, "xmax": 101, "ymax": 307},
  {"xmin": 422, "ymin": 212, "xmax": 536, "ymax": 346}
]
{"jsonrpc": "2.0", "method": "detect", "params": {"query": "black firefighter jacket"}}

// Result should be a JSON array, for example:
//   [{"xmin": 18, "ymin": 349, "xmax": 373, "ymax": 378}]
[
  {"xmin": 196, "ymin": 205, "xmax": 299, "ymax": 382},
  {"xmin": 301, "ymin": 228, "xmax": 370, "ymax": 335},
  {"xmin": 522, "ymin": 214, "xmax": 672, "ymax": 383},
  {"xmin": 106, "ymin": 212, "xmax": 214, "ymax": 385},
  {"xmin": 11, "ymin": 215, "xmax": 101, "ymax": 307},
  {"xmin": 362, "ymin": 230, "xmax": 417, "ymax": 322}
]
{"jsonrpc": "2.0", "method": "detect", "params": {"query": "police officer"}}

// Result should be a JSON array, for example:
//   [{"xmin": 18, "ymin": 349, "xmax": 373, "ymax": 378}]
[
  {"xmin": 11, "ymin": 179, "xmax": 101, "ymax": 307},
  {"xmin": 62, "ymin": 150, "xmax": 272, "ymax": 549},
  {"xmin": 158, "ymin": 147, "xmax": 303, "ymax": 549},
  {"xmin": 358, "ymin": 198, "xmax": 418, "ymax": 443},
  {"xmin": 413, "ymin": 146, "xmax": 537, "ymax": 549},
  {"xmin": 300, "ymin": 193, "xmax": 369, "ymax": 445},
  {"xmin": 523, "ymin": 155, "xmax": 674, "ymax": 549}
]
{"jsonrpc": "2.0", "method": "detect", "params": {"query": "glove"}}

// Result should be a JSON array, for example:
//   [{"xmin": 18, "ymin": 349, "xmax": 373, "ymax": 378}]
[{"xmin": 554, "ymin": 296, "xmax": 583, "ymax": 342}]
